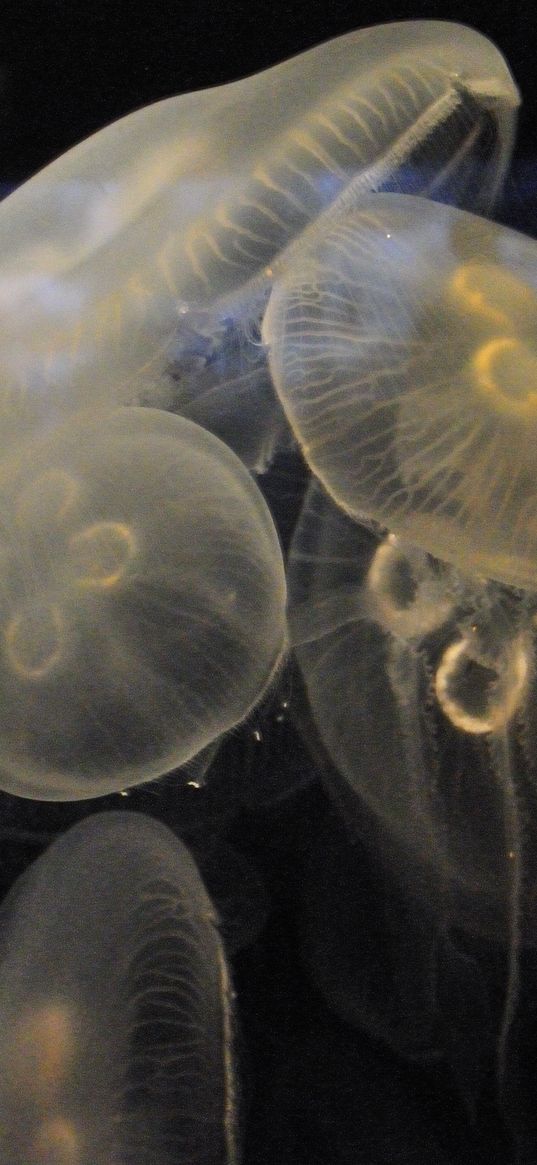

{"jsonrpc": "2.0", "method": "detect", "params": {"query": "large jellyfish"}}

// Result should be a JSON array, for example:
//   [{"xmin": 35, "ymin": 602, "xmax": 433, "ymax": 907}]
[
  {"xmin": 264, "ymin": 190, "xmax": 537, "ymax": 1154},
  {"xmin": 263, "ymin": 193, "xmax": 537, "ymax": 590},
  {"xmin": 286, "ymin": 472, "xmax": 537, "ymax": 1137},
  {"xmin": 287, "ymin": 478, "xmax": 533, "ymax": 932},
  {"xmin": 0, "ymin": 24, "xmax": 518, "ymax": 468},
  {"xmin": 0, "ymin": 406, "xmax": 287, "ymax": 799},
  {"xmin": 0, "ymin": 811, "xmax": 238, "ymax": 1164}
]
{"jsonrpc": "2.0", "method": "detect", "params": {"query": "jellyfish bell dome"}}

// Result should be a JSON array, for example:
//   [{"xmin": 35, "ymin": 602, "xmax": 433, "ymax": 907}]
[
  {"xmin": 264, "ymin": 194, "xmax": 537, "ymax": 590},
  {"xmin": 286, "ymin": 479, "xmax": 537, "ymax": 945},
  {"xmin": 0, "ymin": 23, "xmax": 518, "ymax": 467},
  {"xmin": 0, "ymin": 406, "xmax": 287, "ymax": 800},
  {"xmin": 0, "ymin": 811, "xmax": 238, "ymax": 1164},
  {"xmin": 286, "ymin": 480, "xmax": 537, "ymax": 1125}
]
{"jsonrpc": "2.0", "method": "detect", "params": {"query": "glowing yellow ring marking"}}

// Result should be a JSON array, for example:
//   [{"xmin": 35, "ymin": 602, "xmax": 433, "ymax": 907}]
[
  {"xmin": 4, "ymin": 604, "xmax": 64, "ymax": 681},
  {"xmin": 435, "ymin": 634, "xmax": 530, "ymax": 734},
  {"xmin": 472, "ymin": 336, "xmax": 537, "ymax": 418},
  {"xmin": 69, "ymin": 520, "xmax": 136, "ymax": 590}
]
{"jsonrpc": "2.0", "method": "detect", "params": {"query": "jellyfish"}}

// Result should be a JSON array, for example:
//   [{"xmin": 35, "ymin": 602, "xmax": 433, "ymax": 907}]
[
  {"xmin": 286, "ymin": 475, "xmax": 537, "ymax": 1137},
  {"xmin": 0, "ymin": 811, "xmax": 238, "ymax": 1164},
  {"xmin": 288, "ymin": 479, "xmax": 461, "ymax": 911},
  {"xmin": 291, "ymin": 477, "xmax": 537, "ymax": 930},
  {"xmin": 0, "ymin": 406, "xmax": 287, "ymax": 799},
  {"xmin": 0, "ymin": 24, "xmax": 518, "ymax": 468},
  {"xmin": 263, "ymin": 192, "xmax": 537, "ymax": 590}
]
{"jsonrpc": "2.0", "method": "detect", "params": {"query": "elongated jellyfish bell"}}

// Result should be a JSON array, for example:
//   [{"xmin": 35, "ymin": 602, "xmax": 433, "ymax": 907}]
[
  {"xmin": 0, "ymin": 24, "xmax": 518, "ymax": 467},
  {"xmin": 263, "ymin": 193, "xmax": 537, "ymax": 589},
  {"xmin": 0, "ymin": 811, "xmax": 238, "ymax": 1164},
  {"xmin": 0, "ymin": 406, "xmax": 286, "ymax": 799}
]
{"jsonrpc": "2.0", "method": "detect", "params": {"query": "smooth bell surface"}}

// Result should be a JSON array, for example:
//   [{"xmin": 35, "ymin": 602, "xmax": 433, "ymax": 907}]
[{"xmin": 0, "ymin": 407, "xmax": 287, "ymax": 799}]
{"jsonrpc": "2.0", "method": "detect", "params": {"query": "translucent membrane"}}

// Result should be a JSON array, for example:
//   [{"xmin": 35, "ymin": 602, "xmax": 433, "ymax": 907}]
[
  {"xmin": 296, "ymin": 799, "xmax": 445, "ymax": 1063},
  {"xmin": 289, "ymin": 482, "xmax": 537, "ymax": 1122},
  {"xmin": 0, "ymin": 407, "xmax": 286, "ymax": 799},
  {"xmin": 0, "ymin": 24, "xmax": 518, "ymax": 467},
  {"xmin": 0, "ymin": 811, "xmax": 238, "ymax": 1164},
  {"xmin": 288, "ymin": 480, "xmax": 537, "ymax": 942},
  {"xmin": 264, "ymin": 194, "xmax": 537, "ymax": 588}
]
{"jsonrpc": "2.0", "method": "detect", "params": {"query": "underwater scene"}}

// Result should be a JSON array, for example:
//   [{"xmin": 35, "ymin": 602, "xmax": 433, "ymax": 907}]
[{"xmin": 2, "ymin": 3, "xmax": 537, "ymax": 1162}]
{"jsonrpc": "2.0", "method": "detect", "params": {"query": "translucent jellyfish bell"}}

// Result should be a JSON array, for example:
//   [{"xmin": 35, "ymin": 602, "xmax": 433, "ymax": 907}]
[
  {"xmin": 289, "ymin": 480, "xmax": 451, "ymax": 869},
  {"xmin": 0, "ymin": 406, "xmax": 287, "ymax": 799},
  {"xmin": 288, "ymin": 479, "xmax": 537, "ymax": 1111},
  {"xmin": 287, "ymin": 479, "xmax": 537, "ymax": 940},
  {"xmin": 264, "ymin": 194, "xmax": 537, "ymax": 589},
  {"xmin": 0, "ymin": 811, "xmax": 238, "ymax": 1164},
  {"xmin": 0, "ymin": 24, "xmax": 518, "ymax": 467}
]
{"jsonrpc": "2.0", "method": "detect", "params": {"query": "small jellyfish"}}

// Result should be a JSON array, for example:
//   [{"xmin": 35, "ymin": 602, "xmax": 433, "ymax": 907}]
[
  {"xmin": 0, "ymin": 406, "xmax": 287, "ymax": 799},
  {"xmin": 0, "ymin": 24, "xmax": 518, "ymax": 467},
  {"xmin": 0, "ymin": 811, "xmax": 238, "ymax": 1164},
  {"xmin": 263, "ymin": 193, "xmax": 537, "ymax": 589}
]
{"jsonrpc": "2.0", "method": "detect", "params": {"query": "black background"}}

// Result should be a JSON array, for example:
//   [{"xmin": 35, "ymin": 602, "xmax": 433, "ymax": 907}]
[{"xmin": 0, "ymin": 3, "xmax": 536, "ymax": 1163}]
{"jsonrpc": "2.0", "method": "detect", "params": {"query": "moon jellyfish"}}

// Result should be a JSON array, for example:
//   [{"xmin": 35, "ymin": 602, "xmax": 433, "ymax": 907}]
[
  {"xmin": 263, "ymin": 194, "xmax": 537, "ymax": 589},
  {"xmin": 289, "ymin": 480, "xmax": 450, "ymax": 897},
  {"xmin": 288, "ymin": 478, "xmax": 537, "ymax": 1127},
  {"xmin": 0, "ymin": 25, "xmax": 518, "ymax": 468},
  {"xmin": 0, "ymin": 407, "xmax": 286, "ymax": 800},
  {"xmin": 0, "ymin": 811, "xmax": 238, "ymax": 1164},
  {"xmin": 289, "ymin": 478, "xmax": 537, "ymax": 932}
]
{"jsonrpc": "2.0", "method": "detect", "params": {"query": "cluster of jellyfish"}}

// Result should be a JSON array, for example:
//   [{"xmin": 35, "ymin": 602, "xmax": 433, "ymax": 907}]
[{"xmin": 2, "ymin": 15, "xmax": 537, "ymax": 1162}]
